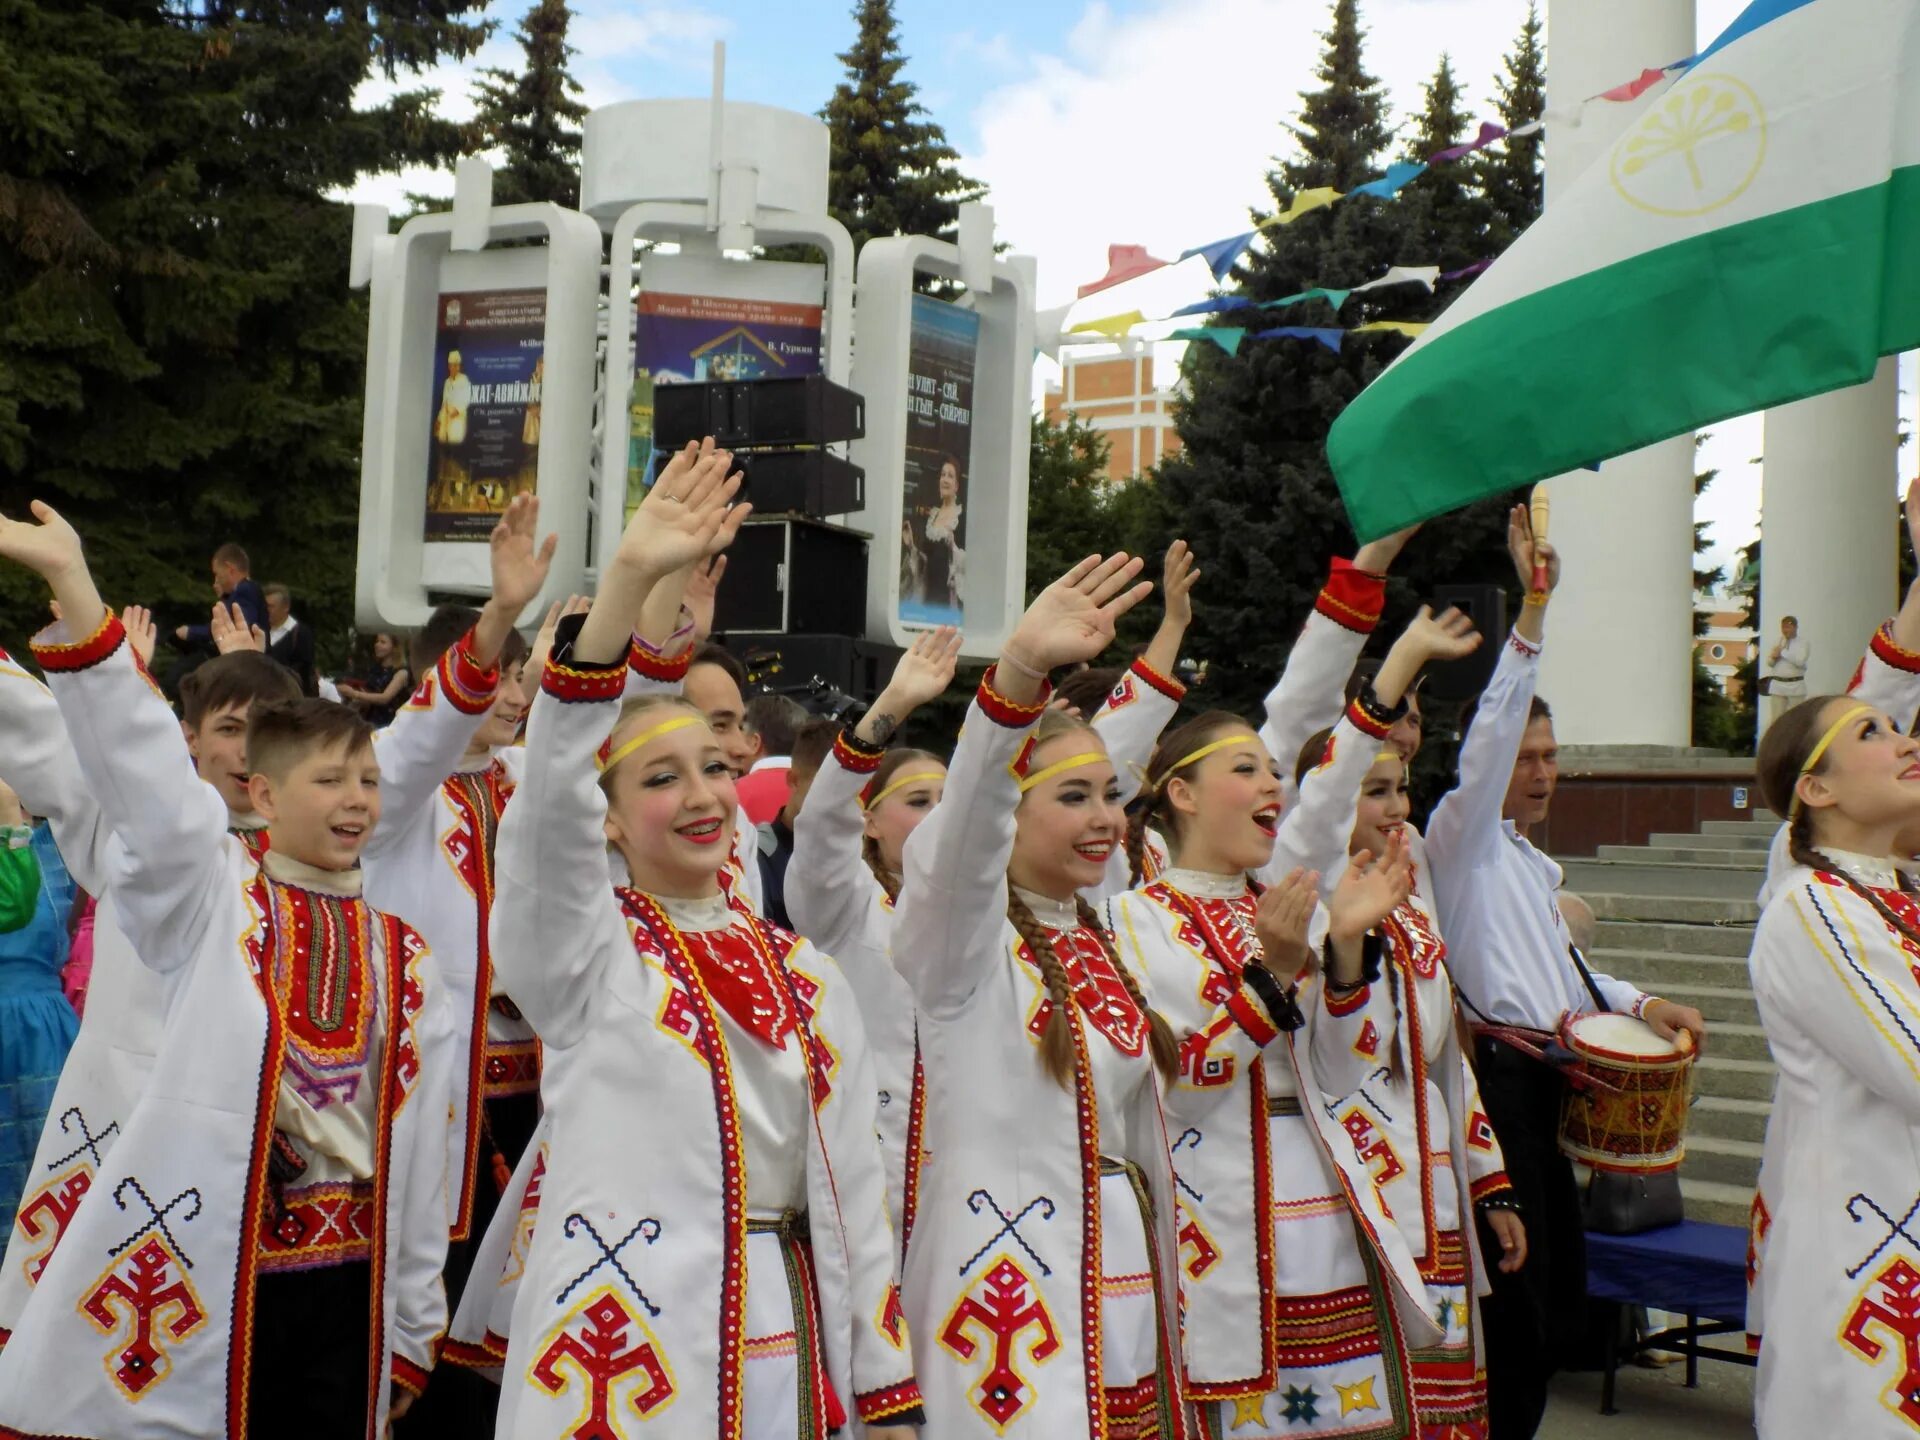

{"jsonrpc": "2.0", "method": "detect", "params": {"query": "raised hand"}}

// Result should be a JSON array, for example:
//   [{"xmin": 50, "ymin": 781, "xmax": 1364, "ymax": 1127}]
[
  {"xmin": 527, "ymin": 594, "xmax": 590, "ymax": 679},
  {"xmin": 1254, "ymin": 867, "xmax": 1320, "ymax": 983},
  {"xmin": 684, "ymin": 555, "xmax": 727, "ymax": 643},
  {"xmin": 488, "ymin": 493, "xmax": 560, "ymax": 621},
  {"xmin": 1161, "ymin": 540, "xmax": 1199, "ymax": 632},
  {"xmin": 617, "ymin": 439, "xmax": 749, "ymax": 580},
  {"xmin": 121, "ymin": 605, "xmax": 159, "ymax": 668},
  {"xmin": 1326, "ymin": 830, "xmax": 1412, "ymax": 944},
  {"xmin": 1004, "ymin": 553, "xmax": 1152, "ymax": 679},
  {"xmin": 209, "ymin": 600, "xmax": 265, "ymax": 655},
  {"xmin": 887, "ymin": 626, "xmax": 963, "ymax": 710},
  {"xmin": 1507, "ymin": 503, "xmax": 1559, "ymax": 595},
  {"xmin": 0, "ymin": 501, "xmax": 84, "ymax": 584},
  {"xmin": 1353, "ymin": 521, "xmax": 1421, "ymax": 576}
]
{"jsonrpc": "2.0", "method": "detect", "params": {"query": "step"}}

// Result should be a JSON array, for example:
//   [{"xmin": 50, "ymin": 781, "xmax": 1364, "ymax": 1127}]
[
  {"xmin": 1689, "ymin": 1095, "xmax": 1773, "ymax": 1144},
  {"xmin": 1680, "ymin": 1176, "xmax": 1755, "ymax": 1228},
  {"xmin": 1702, "ymin": 816, "xmax": 1783, "ymax": 835},
  {"xmin": 1693, "ymin": 1055, "xmax": 1777, "ymax": 1102},
  {"xmin": 1596, "ymin": 843, "xmax": 1769, "ymax": 869},
  {"xmin": 1560, "ymin": 859, "xmax": 1766, "ymax": 900},
  {"xmin": 1585, "ymin": 948, "xmax": 1751, "ymax": 991},
  {"xmin": 1682, "ymin": 1133, "xmax": 1764, "ymax": 1189},
  {"xmin": 1657, "ymin": 982, "xmax": 1760, "ymax": 1027},
  {"xmin": 1593, "ymin": 921, "xmax": 1755, "ymax": 957},
  {"xmin": 1696, "ymin": 1021, "xmax": 1772, "ymax": 1064},
  {"xmin": 1584, "ymin": 891, "xmax": 1760, "ymax": 925},
  {"xmin": 1649, "ymin": 829, "xmax": 1776, "ymax": 852}
]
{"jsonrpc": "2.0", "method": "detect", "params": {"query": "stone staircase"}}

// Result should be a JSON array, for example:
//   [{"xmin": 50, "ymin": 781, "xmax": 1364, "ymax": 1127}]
[{"xmin": 1555, "ymin": 809, "xmax": 1775, "ymax": 1229}]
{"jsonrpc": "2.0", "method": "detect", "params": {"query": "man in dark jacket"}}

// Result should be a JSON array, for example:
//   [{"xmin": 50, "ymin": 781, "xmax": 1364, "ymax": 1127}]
[
  {"xmin": 174, "ymin": 542, "xmax": 268, "ymax": 648},
  {"xmin": 262, "ymin": 582, "xmax": 319, "ymax": 696}
]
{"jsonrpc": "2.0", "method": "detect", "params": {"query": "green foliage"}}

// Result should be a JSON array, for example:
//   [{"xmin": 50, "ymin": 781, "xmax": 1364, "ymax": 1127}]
[
  {"xmin": 1693, "ymin": 657, "xmax": 1754, "ymax": 753},
  {"xmin": 0, "ymin": 0, "xmax": 488, "ymax": 664},
  {"xmin": 472, "ymin": 0, "xmax": 588, "ymax": 208},
  {"xmin": 1473, "ymin": 1, "xmax": 1545, "ymax": 250},
  {"xmin": 1153, "ymin": 0, "xmax": 1536, "ymax": 723},
  {"xmin": 820, "ymin": 0, "xmax": 986, "ymax": 255}
]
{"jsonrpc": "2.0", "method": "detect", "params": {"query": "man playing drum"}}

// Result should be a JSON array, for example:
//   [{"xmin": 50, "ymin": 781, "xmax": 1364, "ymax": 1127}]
[{"xmin": 1424, "ymin": 505, "xmax": 1708, "ymax": 1440}]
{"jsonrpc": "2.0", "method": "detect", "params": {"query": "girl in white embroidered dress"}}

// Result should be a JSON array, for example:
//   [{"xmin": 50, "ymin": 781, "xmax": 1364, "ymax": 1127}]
[
  {"xmin": 490, "ymin": 444, "xmax": 921, "ymax": 1439},
  {"xmin": 1747, "ymin": 694, "xmax": 1920, "ymax": 1440},
  {"xmin": 892, "ymin": 555, "xmax": 1197, "ymax": 1439}
]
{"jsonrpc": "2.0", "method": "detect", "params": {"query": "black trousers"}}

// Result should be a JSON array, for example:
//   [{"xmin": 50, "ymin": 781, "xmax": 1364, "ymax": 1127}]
[
  {"xmin": 1472, "ymin": 1039, "xmax": 1588, "ymax": 1440},
  {"xmin": 248, "ymin": 1259, "xmax": 372, "ymax": 1438},
  {"xmin": 394, "ymin": 1090, "xmax": 540, "ymax": 1438}
]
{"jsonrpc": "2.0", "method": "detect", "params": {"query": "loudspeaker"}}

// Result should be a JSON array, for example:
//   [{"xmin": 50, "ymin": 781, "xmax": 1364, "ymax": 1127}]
[
  {"xmin": 738, "ymin": 449, "xmax": 865, "ymax": 516},
  {"xmin": 722, "ymin": 634, "xmax": 905, "ymax": 708},
  {"xmin": 1424, "ymin": 583, "xmax": 1509, "ymax": 702},
  {"xmin": 711, "ymin": 517, "xmax": 869, "ymax": 637},
  {"xmin": 654, "ymin": 375, "xmax": 865, "ymax": 449}
]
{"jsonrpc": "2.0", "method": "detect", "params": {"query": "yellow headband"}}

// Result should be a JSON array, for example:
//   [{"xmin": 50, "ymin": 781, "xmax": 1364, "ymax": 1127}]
[
  {"xmin": 1788, "ymin": 704, "xmax": 1873, "ymax": 818},
  {"xmin": 864, "ymin": 770, "xmax": 946, "ymax": 811},
  {"xmin": 1016, "ymin": 751, "xmax": 1108, "ymax": 794},
  {"xmin": 1153, "ymin": 734, "xmax": 1266, "ymax": 791},
  {"xmin": 596, "ymin": 713, "xmax": 705, "ymax": 774}
]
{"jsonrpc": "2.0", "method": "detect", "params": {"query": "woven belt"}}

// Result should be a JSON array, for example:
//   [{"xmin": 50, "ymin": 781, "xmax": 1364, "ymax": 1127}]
[
  {"xmin": 1267, "ymin": 1095, "xmax": 1303, "ymax": 1117},
  {"xmin": 746, "ymin": 1209, "xmax": 810, "ymax": 1242}
]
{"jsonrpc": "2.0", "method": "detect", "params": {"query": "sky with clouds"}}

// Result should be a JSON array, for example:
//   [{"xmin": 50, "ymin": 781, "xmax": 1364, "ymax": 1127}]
[{"xmin": 349, "ymin": 0, "xmax": 1916, "ymax": 580}]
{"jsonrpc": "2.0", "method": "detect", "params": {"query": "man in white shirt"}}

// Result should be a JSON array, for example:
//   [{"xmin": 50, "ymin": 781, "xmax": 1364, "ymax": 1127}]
[
  {"xmin": 1765, "ymin": 614, "xmax": 1810, "ymax": 727},
  {"xmin": 1425, "ymin": 505, "xmax": 1706, "ymax": 1440},
  {"xmin": 263, "ymin": 582, "xmax": 318, "ymax": 696}
]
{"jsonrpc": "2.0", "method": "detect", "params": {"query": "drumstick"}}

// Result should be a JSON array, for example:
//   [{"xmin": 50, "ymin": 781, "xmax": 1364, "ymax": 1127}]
[{"xmin": 1528, "ymin": 483, "xmax": 1552, "ymax": 596}]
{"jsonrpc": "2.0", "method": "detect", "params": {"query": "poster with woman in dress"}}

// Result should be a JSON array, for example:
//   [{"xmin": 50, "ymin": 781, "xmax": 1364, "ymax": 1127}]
[{"xmin": 898, "ymin": 293, "xmax": 979, "ymax": 628}]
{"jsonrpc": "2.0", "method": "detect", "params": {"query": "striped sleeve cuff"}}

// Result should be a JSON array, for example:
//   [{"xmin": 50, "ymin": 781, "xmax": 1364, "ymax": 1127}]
[
  {"xmin": 1508, "ymin": 627, "xmax": 1542, "ymax": 659},
  {"xmin": 1227, "ymin": 966, "xmax": 1302, "ymax": 1047},
  {"xmin": 977, "ymin": 668, "xmax": 1051, "ymax": 727},
  {"xmin": 1869, "ymin": 619, "xmax": 1920, "ymax": 675},
  {"xmin": 1127, "ymin": 656, "xmax": 1186, "ymax": 703},
  {"xmin": 855, "ymin": 1380, "xmax": 926, "ymax": 1424},
  {"xmin": 542, "ymin": 614, "xmax": 629, "ymax": 703},
  {"xmin": 833, "ymin": 728, "xmax": 886, "ymax": 774},
  {"xmin": 30, "ymin": 612, "xmax": 126, "ymax": 673},
  {"xmin": 1314, "ymin": 556, "xmax": 1387, "ymax": 634},
  {"xmin": 628, "ymin": 641, "xmax": 693, "ymax": 684},
  {"xmin": 390, "ymin": 1353, "xmax": 432, "ymax": 1397},
  {"xmin": 1324, "ymin": 980, "xmax": 1370, "ymax": 1018},
  {"xmin": 438, "ymin": 630, "xmax": 501, "ymax": 715},
  {"xmin": 1345, "ymin": 696, "xmax": 1395, "ymax": 742},
  {"xmin": 1471, "ymin": 1172, "xmax": 1515, "ymax": 1205}
]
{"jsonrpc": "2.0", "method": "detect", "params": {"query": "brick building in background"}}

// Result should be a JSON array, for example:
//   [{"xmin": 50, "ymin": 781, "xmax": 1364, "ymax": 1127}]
[{"xmin": 1042, "ymin": 348, "xmax": 1183, "ymax": 484}]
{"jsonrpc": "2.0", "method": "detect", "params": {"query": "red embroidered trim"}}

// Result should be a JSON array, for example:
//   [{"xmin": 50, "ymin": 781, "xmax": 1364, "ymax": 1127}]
[
  {"xmin": 1346, "ymin": 696, "xmax": 1394, "ymax": 742},
  {"xmin": 977, "ymin": 669, "xmax": 1051, "ymax": 727},
  {"xmin": 439, "ymin": 631, "xmax": 501, "ymax": 715},
  {"xmin": 390, "ymin": 1353, "xmax": 432, "ymax": 1396},
  {"xmin": 1470, "ymin": 1173, "xmax": 1514, "ymax": 1204},
  {"xmin": 442, "ymin": 1329, "xmax": 511, "ymax": 1369},
  {"xmin": 834, "ymin": 730, "xmax": 885, "ymax": 776},
  {"xmin": 899, "ymin": 1046, "xmax": 927, "ymax": 1254},
  {"xmin": 1225, "ymin": 984, "xmax": 1280, "ymax": 1048},
  {"xmin": 256, "ymin": 1182, "xmax": 376, "ymax": 1271},
  {"xmin": 30, "ymin": 612, "xmax": 125, "ymax": 672},
  {"xmin": 1508, "ymin": 628, "xmax": 1541, "ymax": 658},
  {"xmin": 1324, "ymin": 981, "xmax": 1370, "ymax": 1017},
  {"xmin": 1870, "ymin": 620, "xmax": 1920, "ymax": 675},
  {"xmin": 482, "ymin": 1040, "xmax": 541, "ymax": 1098},
  {"xmin": 855, "ymin": 1378, "xmax": 926, "ymax": 1421},
  {"xmin": 541, "ymin": 653, "xmax": 628, "ymax": 703},
  {"xmin": 1127, "ymin": 656, "xmax": 1186, "ymax": 703},
  {"xmin": 628, "ymin": 642, "xmax": 693, "ymax": 684},
  {"xmin": 1314, "ymin": 556, "xmax": 1387, "ymax": 634},
  {"xmin": 231, "ymin": 873, "xmax": 283, "ymax": 1437}
]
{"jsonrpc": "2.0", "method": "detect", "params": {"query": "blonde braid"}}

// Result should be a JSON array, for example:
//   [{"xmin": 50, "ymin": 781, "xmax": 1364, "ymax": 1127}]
[
  {"xmin": 1005, "ymin": 889, "xmax": 1079, "ymax": 1089},
  {"xmin": 1076, "ymin": 896, "xmax": 1178, "ymax": 1082},
  {"xmin": 862, "ymin": 833, "xmax": 901, "ymax": 905}
]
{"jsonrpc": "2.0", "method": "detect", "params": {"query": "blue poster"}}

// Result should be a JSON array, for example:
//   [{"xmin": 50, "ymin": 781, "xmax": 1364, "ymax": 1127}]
[
  {"xmin": 898, "ymin": 295, "xmax": 980, "ymax": 628},
  {"xmin": 424, "ymin": 288, "xmax": 545, "ymax": 542}
]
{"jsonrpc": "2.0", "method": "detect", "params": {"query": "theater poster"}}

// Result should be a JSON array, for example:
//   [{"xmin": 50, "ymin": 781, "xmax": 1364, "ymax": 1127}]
[
  {"xmin": 624, "ymin": 256, "xmax": 824, "ymax": 524},
  {"xmin": 897, "ymin": 293, "xmax": 979, "ymax": 628},
  {"xmin": 424, "ymin": 288, "xmax": 547, "ymax": 542}
]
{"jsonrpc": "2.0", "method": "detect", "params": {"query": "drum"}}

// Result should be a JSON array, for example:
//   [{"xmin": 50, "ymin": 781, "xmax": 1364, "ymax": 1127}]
[{"xmin": 1555, "ymin": 1012, "xmax": 1693, "ymax": 1173}]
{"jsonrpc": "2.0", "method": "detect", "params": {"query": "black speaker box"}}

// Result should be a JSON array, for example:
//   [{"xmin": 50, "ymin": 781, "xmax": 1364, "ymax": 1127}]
[
  {"xmin": 739, "ymin": 449, "xmax": 865, "ymax": 516},
  {"xmin": 1423, "ymin": 583, "xmax": 1510, "ymax": 702},
  {"xmin": 654, "ymin": 375, "xmax": 865, "ymax": 449},
  {"xmin": 721, "ymin": 634, "xmax": 905, "ymax": 707},
  {"xmin": 711, "ymin": 517, "xmax": 869, "ymax": 637}
]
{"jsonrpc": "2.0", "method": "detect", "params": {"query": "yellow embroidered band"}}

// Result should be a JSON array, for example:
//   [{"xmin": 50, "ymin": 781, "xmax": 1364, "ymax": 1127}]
[
  {"xmin": 596, "ymin": 713, "xmax": 705, "ymax": 773},
  {"xmin": 1015, "ymin": 751, "xmax": 1108, "ymax": 793},
  {"xmin": 1788, "ymin": 704, "xmax": 1873, "ymax": 818},
  {"xmin": 863, "ymin": 770, "xmax": 947, "ymax": 811}
]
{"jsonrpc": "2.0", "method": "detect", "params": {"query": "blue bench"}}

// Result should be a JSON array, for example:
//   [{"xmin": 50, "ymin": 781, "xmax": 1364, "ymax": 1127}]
[{"xmin": 1585, "ymin": 1219, "xmax": 1755, "ymax": 1414}]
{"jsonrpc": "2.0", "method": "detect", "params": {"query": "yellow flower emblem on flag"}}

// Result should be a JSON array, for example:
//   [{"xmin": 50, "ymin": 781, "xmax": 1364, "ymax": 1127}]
[{"xmin": 1610, "ymin": 74, "xmax": 1767, "ymax": 218}]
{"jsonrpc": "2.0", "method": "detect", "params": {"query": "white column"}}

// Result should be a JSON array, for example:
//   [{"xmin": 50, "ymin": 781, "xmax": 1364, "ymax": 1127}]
[
  {"xmin": 1758, "ymin": 359, "xmax": 1899, "ymax": 736},
  {"xmin": 1535, "ymin": 0, "xmax": 1697, "ymax": 747}
]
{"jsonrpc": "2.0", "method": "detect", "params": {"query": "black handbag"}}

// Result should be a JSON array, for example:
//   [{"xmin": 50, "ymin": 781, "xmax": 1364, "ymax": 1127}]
[{"xmin": 1564, "ymin": 943, "xmax": 1687, "ymax": 1235}]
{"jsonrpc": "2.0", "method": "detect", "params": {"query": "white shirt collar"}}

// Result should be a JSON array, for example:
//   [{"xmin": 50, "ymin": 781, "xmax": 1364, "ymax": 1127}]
[
  {"xmin": 1012, "ymin": 884, "xmax": 1079, "ymax": 932},
  {"xmin": 1815, "ymin": 847, "xmax": 1902, "ymax": 889},
  {"xmin": 1159, "ymin": 867, "xmax": 1251, "ymax": 900},
  {"xmin": 269, "ymin": 616, "xmax": 297, "ymax": 645},
  {"xmin": 263, "ymin": 848, "xmax": 362, "ymax": 898}
]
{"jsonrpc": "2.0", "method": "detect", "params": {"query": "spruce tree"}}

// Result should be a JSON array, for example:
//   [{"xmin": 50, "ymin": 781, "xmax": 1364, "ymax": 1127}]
[
  {"xmin": 472, "ymin": 0, "xmax": 588, "ymax": 209},
  {"xmin": 0, "ymin": 0, "xmax": 487, "ymax": 659},
  {"xmin": 1476, "ymin": 2, "xmax": 1546, "ymax": 250},
  {"xmin": 1398, "ymin": 57, "xmax": 1492, "ymax": 279},
  {"xmin": 820, "ymin": 0, "xmax": 986, "ymax": 253}
]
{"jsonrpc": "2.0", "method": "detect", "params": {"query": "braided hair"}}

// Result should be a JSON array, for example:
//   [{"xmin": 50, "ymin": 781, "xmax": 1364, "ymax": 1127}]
[
  {"xmin": 1762, "ymin": 692, "xmax": 1920, "ymax": 938},
  {"xmin": 1014, "ymin": 710, "xmax": 1179, "ymax": 1088},
  {"xmin": 860, "ymin": 747, "xmax": 945, "ymax": 904},
  {"xmin": 1125, "ymin": 711, "xmax": 1259, "ymax": 887}
]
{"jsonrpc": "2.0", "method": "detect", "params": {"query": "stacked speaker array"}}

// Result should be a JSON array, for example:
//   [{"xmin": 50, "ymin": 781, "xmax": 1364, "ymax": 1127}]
[{"xmin": 653, "ymin": 376, "xmax": 896, "ymax": 706}]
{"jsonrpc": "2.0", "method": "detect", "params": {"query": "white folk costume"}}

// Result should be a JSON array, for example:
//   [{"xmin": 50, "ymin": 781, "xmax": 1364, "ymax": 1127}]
[
  {"xmin": 1104, "ymin": 699, "xmax": 1440, "ymax": 1440},
  {"xmin": 785, "ymin": 728, "xmax": 921, "ymax": 1241},
  {"xmin": 487, "ymin": 629, "xmax": 921, "ymax": 1438},
  {"xmin": 1746, "ymin": 851, "xmax": 1920, "ymax": 1438},
  {"xmin": 892, "ymin": 670, "xmax": 1191, "ymax": 1440},
  {"xmin": 1261, "ymin": 558, "xmax": 1387, "ymax": 816},
  {"xmin": 1285, "ymin": 709, "xmax": 1512, "ymax": 1440},
  {"xmin": 1087, "ymin": 658, "xmax": 1190, "ymax": 897},
  {"xmin": 0, "ymin": 614, "xmax": 456, "ymax": 1440}
]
